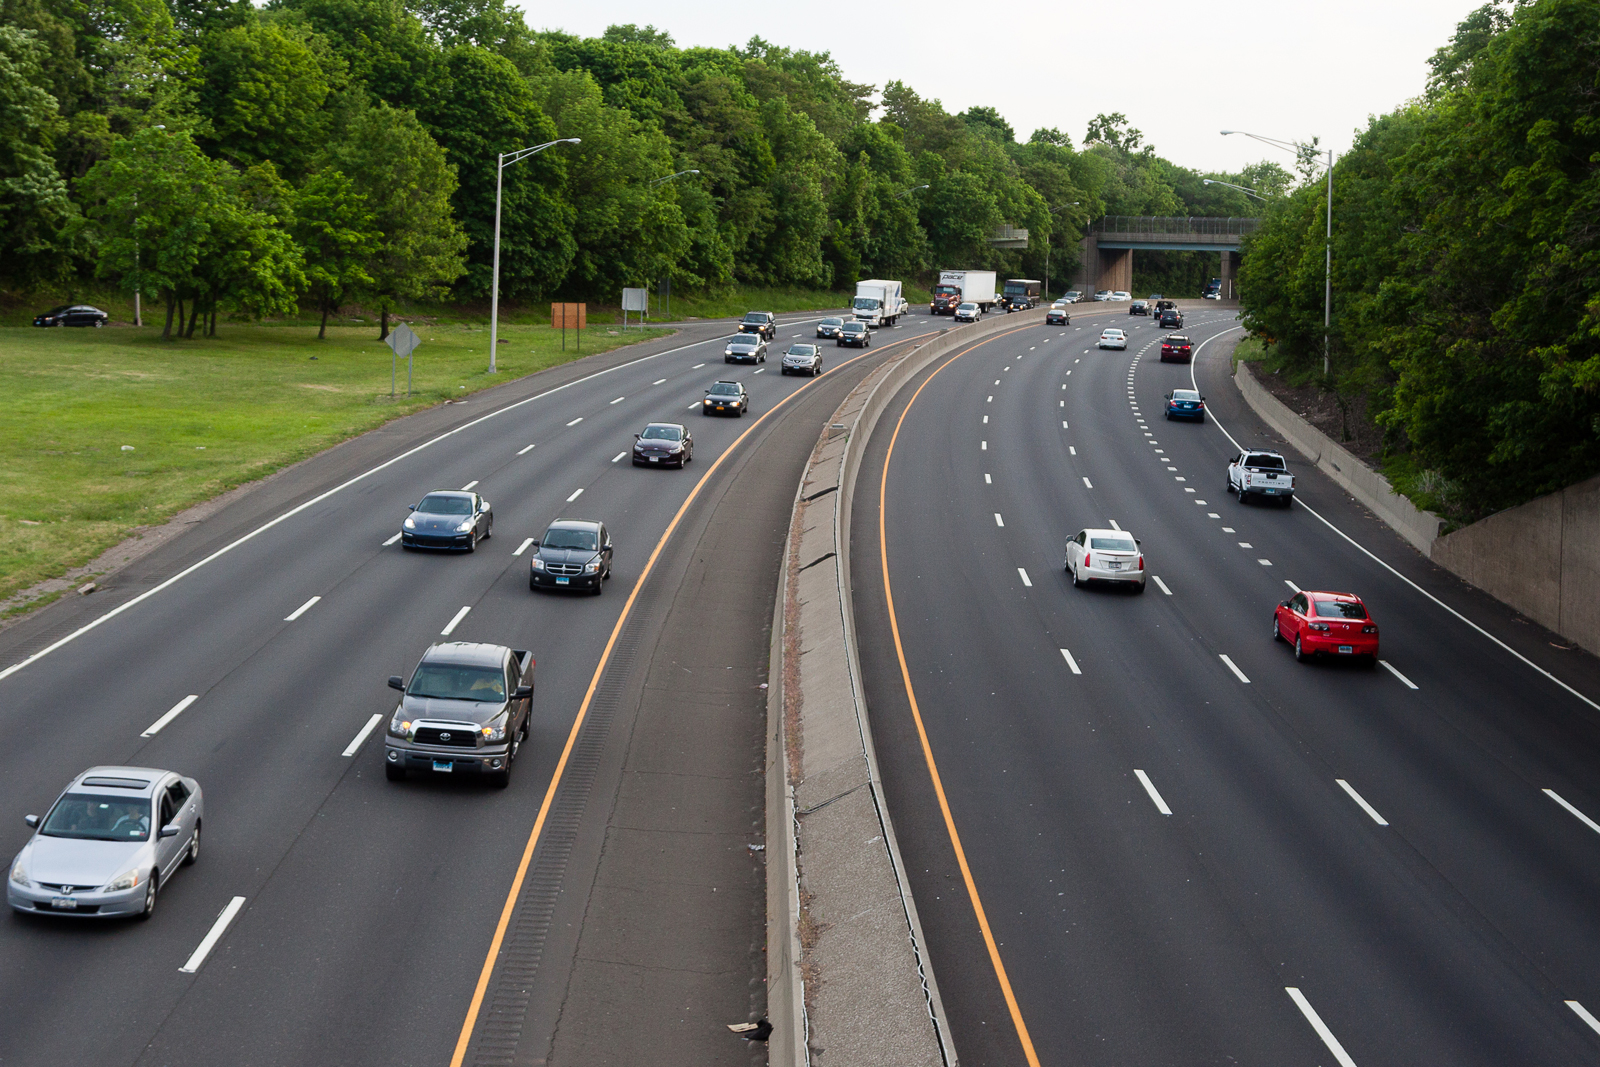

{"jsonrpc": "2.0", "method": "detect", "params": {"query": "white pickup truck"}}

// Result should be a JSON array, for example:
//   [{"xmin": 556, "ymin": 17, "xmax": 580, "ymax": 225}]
[{"xmin": 1227, "ymin": 449, "xmax": 1295, "ymax": 505}]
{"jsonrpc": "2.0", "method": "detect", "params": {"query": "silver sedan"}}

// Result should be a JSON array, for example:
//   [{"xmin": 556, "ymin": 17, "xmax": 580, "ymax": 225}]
[{"xmin": 8, "ymin": 766, "xmax": 203, "ymax": 919}]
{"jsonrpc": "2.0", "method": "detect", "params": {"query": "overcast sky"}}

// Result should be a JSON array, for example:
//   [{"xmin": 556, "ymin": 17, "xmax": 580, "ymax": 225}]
[{"xmin": 515, "ymin": 0, "xmax": 1482, "ymax": 176}]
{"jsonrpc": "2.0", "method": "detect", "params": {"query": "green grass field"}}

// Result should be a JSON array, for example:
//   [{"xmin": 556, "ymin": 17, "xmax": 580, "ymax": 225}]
[{"xmin": 0, "ymin": 321, "xmax": 666, "ymax": 610}]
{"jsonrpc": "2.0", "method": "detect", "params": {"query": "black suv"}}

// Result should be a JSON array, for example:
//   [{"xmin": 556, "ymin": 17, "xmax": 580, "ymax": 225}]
[
  {"xmin": 703, "ymin": 380, "xmax": 749, "ymax": 416},
  {"xmin": 385, "ymin": 642, "xmax": 534, "ymax": 786},
  {"xmin": 739, "ymin": 311, "xmax": 777, "ymax": 340},
  {"xmin": 528, "ymin": 518, "xmax": 613, "ymax": 594},
  {"xmin": 1159, "ymin": 309, "xmax": 1184, "ymax": 328}
]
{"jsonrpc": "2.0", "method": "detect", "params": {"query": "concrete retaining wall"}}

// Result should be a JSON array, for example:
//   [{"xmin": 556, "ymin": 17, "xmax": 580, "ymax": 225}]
[{"xmin": 766, "ymin": 308, "xmax": 1047, "ymax": 1067}]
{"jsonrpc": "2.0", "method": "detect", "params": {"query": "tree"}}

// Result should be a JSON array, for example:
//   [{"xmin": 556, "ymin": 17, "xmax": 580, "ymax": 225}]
[
  {"xmin": 960, "ymin": 105, "xmax": 1014, "ymax": 144},
  {"xmin": 1084, "ymin": 112, "xmax": 1142, "ymax": 153},
  {"xmin": 292, "ymin": 168, "xmax": 379, "ymax": 338},
  {"xmin": 324, "ymin": 100, "xmax": 465, "ymax": 337},
  {"xmin": 0, "ymin": 25, "xmax": 79, "ymax": 290}
]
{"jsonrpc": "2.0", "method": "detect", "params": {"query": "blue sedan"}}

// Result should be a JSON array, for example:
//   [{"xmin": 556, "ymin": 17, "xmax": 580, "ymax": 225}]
[{"xmin": 1164, "ymin": 389, "xmax": 1206, "ymax": 422}]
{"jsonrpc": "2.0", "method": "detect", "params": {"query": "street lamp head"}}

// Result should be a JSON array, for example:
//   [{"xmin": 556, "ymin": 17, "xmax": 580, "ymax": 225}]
[
  {"xmin": 1220, "ymin": 130, "xmax": 1237, "ymax": 136},
  {"xmin": 562, "ymin": 138, "xmax": 581, "ymax": 145}
]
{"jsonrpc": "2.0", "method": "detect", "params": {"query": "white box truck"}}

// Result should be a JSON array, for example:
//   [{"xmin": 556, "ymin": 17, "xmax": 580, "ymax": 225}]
[
  {"xmin": 852, "ymin": 279, "xmax": 909, "ymax": 327},
  {"xmin": 930, "ymin": 270, "xmax": 998, "ymax": 314}
]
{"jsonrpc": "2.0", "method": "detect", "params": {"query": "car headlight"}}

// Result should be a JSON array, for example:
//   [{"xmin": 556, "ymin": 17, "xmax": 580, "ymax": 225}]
[
  {"xmin": 10, "ymin": 858, "xmax": 30, "ymax": 887},
  {"xmin": 481, "ymin": 722, "xmax": 507, "ymax": 742},
  {"xmin": 104, "ymin": 869, "xmax": 141, "ymax": 892},
  {"xmin": 530, "ymin": 557, "xmax": 545, "ymax": 570},
  {"xmin": 389, "ymin": 716, "xmax": 411, "ymax": 737},
  {"xmin": 403, "ymin": 516, "xmax": 416, "ymax": 529},
  {"xmin": 583, "ymin": 560, "xmax": 600, "ymax": 574},
  {"xmin": 457, "ymin": 519, "xmax": 476, "ymax": 532},
  {"xmin": 667, "ymin": 443, "xmax": 682, "ymax": 452},
  {"xmin": 703, "ymin": 398, "xmax": 713, "ymax": 405}
]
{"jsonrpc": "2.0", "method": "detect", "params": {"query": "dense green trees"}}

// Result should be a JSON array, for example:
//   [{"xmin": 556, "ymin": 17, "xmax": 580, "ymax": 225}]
[
  {"xmin": 11, "ymin": 0, "xmax": 1279, "ymax": 337},
  {"xmin": 1239, "ymin": 0, "xmax": 1600, "ymax": 519}
]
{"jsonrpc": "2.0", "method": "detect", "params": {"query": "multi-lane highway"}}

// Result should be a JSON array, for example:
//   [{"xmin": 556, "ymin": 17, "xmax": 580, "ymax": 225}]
[
  {"xmin": 0, "ymin": 311, "xmax": 946, "ymax": 1067},
  {"xmin": 852, "ymin": 309, "xmax": 1600, "ymax": 1065}
]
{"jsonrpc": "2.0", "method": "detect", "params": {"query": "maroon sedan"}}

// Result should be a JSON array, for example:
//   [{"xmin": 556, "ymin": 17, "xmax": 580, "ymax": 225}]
[
  {"xmin": 1160, "ymin": 334, "xmax": 1193, "ymax": 362},
  {"xmin": 1274, "ymin": 590, "xmax": 1379, "ymax": 665}
]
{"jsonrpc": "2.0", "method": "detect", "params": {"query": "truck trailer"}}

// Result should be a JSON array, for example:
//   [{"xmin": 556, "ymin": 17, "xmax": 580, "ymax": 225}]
[
  {"xmin": 852, "ymin": 279, "xmax": 908, "ymax": 327},
  {"xmin": 929, "ymin": 270, "xmax": 998, "ymax": 315}
]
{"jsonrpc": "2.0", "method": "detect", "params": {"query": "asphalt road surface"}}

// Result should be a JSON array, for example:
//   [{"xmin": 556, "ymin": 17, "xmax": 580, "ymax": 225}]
[
  {"xmin": 0, "ymin": 310, "xmax": 941, "ymax": 1067},
  {"xmin": 852, "ymin": 308, "xmax": 1600, "ymax": 1066}
]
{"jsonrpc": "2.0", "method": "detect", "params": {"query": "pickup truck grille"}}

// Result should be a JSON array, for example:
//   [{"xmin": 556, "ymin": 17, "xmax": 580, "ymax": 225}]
[{"xmin": 415, "ymin": 726, "xmax": 478, "ymax": 747}]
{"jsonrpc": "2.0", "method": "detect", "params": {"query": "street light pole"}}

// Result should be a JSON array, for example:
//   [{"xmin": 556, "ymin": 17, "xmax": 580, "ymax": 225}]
[
  {"xmin": 1201, "ymin": 178, "xmax": 1269, "ymax": 202},
  {"xmin": 1222, "ymin": 130, "xmax": 1335, "ymax": 374},
  {"xmin": 489, "ymin": 138, "xmax": 581, "ymax": 373}
]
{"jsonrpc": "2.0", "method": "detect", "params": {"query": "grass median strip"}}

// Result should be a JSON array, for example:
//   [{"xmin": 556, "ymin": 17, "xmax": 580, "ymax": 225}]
[{"xmin": 0, "ymin": 323, "xmax": 663, "ymax": 612}]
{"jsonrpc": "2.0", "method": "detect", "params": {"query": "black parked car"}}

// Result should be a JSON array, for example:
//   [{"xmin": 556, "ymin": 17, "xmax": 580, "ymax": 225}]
[
  {"xmin": 400, "ymin": 490, "xmax": 493, "ymax": 551},
  {"xmin": 528, "ymin": 518, "xmax": 613, "ymax": 595},
  {"xmin": 702, "ymin": 380, "xmax": 749, "ymax": 416},
  {"xmin": 633, "ymin": 422, "xmax": 693, "ymax": 467},
  {"xmin": 34, "ymin": 304, "xmax": 108, "ymax": 328},
  {"xmin": 739, "ymin": 311, "xmax": 777, "ymax": 340}
]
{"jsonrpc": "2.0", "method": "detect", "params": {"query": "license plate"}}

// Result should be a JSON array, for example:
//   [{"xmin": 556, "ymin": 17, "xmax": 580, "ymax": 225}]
[
  {"xmin": 432, "ymin": 760, "xmax": 453, "ymax": 773},
  {"xmin": 1107, "ymin": 562, "xmax": 1124, "ymax": 570},
  {"xmin": 556, "ymin": 577, "xmax": 569, "ymax": 585},
  {"xmin": 1338, "ymin": 645, "xmax": 1353, "ymax": 654},
  {"xmin": 50, "ymin": 896, "xmax": 78, "ymax": 909},
  {"xmin": 649, "ymin": 456, "xmax": 659, "ymax": 462}
]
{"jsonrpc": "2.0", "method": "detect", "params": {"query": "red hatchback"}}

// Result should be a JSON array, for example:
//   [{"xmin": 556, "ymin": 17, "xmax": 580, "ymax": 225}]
[
  {"xmin": 1160, "ymin": 334, "xmax": 1193, "ymax": 362},
  {"xmin": 1274, "ymin": 590, "xmax": 1379, "ymax": 664}
]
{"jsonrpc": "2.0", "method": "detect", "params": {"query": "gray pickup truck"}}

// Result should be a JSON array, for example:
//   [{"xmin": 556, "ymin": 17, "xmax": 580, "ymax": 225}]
[{"xmin": 384, "ymin": 642, "xmax": 534, "ymax": 787}]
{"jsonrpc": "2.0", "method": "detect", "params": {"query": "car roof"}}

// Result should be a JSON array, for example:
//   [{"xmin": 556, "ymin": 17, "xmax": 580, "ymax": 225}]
[
  {"xmin": 729, "ymin": 334, "xmax": 760, "ymax": 342},
  {"xmin": 71, "ymin": 767, "xmax": 173, "ymax": 796},
  {"xmin": 711, "ymin": 379, "xmax": 744, "ymax": 388},
  {"xmin": 1172, "ymin": 388, "xmax": 1200, "ymax": 396},
  {"xmin": 1306, "ymin": 590, "xmax": 1362, "ymax": 602},
  {"xmin": 1083, "ymin": 527, "xmax": 1135, "ymax": 539},
  {"xmin": 548, "ymin": 517, "xmax": 602, "ymax": 530},
  {"xmin": 422, "ymin": 641, "xmax": 507, "ymax": 668},
  {"xmin": 1165, "ymin": 334, "xmax": 1191, "ymax": 341},
  {"xmin": 1244, "ymin": 448, "xmax": 1285, "ymax": 457},
  {"xmin": 643, "ymin": 421, "xmax": 685, "ymax": 430}
]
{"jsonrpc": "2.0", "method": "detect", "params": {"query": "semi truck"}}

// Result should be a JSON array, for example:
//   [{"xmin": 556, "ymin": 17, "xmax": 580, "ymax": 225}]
[
  {"xmin": 852, "ymin": 279, "xmax": 909, "ymax": 327},
  {"xmin": 929, "ymin": 270, "xmax": 998, "ymax": 315},
  {"xmin": 1001, "ymin": 278, "xmax": 1041, "ymax": 310}
]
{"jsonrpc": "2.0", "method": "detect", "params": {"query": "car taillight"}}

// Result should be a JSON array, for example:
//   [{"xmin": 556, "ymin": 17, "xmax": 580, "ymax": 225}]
[
  {"xmin": 1137, "ymin": 555, "xmax": 1144, "ymax": 570},
  {"xmin": 1083, "ymin": 552, "xmax": 1091, "ymax": 568},
  {"xmin": 1362, "ymin": 625, "xmax": 1377, "ymax": 634},
  {"xmin": 1310, "ymin": 622, "xmax": 1331, "ymax": 632}
]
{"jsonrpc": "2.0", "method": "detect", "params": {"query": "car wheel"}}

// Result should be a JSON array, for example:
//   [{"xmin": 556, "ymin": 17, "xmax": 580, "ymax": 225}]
[
  {"xmin": 1070, "ymin": 564, "xmax": 1082, "ymax": 588},
  {"xmin": 138, "ymin": 873, "xmax": 157, "ymax": 920},
  {"xmin": 1273, "ymin": 615, "xmax": 1284, "ymax": 642},
  {"xmin": 183, "ymin": 822, "xmax": 201, "ymax": 866},
  {"xmin": 386, "ymin": 763, "xmax": 406, "ymax": 781},
  {"xmin": 482, "ymin": 519, "xmax": 492, "ymax": 540},
  {"xmin": 489, "ymin": 768, "xmax": 511, "ymax": 788},
  {"xmin": 529, "ymin": 574, "xmax": 539, "ymax": 591},
  {"xmin": 1365, "ymin": 655, "xmax": 1379, "ymax": 669},
  {"xmin": 725, "ymin": 356, "xmax": 732, "ymax": 363},
  {"xmin": 1237, "ymin": 488, "xmax": 1249, "ymax": 505},
  {"xmin": 466, "ymin": 529, "xmax": 478, "ymax": 551},
  {"xmin": 592, "ymin": 577, "xmax": 604, "ymax": 596},
  {"xmin": 94, "ymin": 320, "xmax": 105, "ymax": 328},
  {"xmin": 1133, "ymin": 580, "xmax": 1146, "ymax": 594},
  {"xmin": 1294, "ymin": 635, "xmax": 1309, "ymax": 662}
]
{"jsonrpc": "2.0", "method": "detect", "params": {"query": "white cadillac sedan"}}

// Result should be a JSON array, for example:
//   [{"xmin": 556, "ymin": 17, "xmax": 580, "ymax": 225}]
[
  {"xmin": 1065, "ymin": 528, "xmax": 1146, "ymax": 592},
  {"xmin": 1097, "ymin": 328, "xmax": 1128, "ymax": 350}
]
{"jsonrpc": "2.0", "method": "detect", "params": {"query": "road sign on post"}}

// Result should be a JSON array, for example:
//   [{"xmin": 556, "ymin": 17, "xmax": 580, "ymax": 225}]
[
  {"xmin": 621, "ymin": 288, "xmax": 647, "ymax": 330},
  {"xmin": 552, "ymin": 303, "xmax": 587, "ymax": 351},
  {"xmin": 385, "ymin": 323, "xmax": 421, "ymax": 397}
]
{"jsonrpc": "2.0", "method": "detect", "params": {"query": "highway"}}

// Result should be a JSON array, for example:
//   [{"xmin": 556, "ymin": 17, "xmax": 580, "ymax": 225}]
[
  {"xmin": 851, "ymin": 308, "xmax": 1600, "ymax": 1065},
  {"xmin": 0, "ymin": 310, "xmax": 941, "ymax": 1067}
]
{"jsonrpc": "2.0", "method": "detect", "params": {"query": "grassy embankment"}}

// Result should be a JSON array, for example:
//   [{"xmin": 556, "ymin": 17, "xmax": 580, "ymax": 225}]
[{"xmin": 0, "ymin": 321, "xmax": 667, "ymax": 615}]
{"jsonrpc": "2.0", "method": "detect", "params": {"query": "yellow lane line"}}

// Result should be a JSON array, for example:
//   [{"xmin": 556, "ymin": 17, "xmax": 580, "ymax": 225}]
[
  {"xmin": 449, "ymin": 333, "xmax": 923, "ymax": 1067},
  {"xmin": 877, "ymin": 325, "xmax": 1043, "ymax": 1067}
]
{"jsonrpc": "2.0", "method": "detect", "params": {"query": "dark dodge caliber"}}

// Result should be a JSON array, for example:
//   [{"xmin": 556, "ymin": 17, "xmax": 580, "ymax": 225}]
[
  {"xmin": 385, "ymin": 642, "xmax": 533, "ymax": 786},
  {"xmin": 528, "ymin": 518, "xmax": 613, "ymax": 594}
]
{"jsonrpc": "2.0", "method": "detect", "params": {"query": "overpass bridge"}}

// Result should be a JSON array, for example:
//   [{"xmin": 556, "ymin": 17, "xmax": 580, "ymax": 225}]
[{"xmin": 1077, "ymin": 216, "xmax": 1259, "ymax": 298}]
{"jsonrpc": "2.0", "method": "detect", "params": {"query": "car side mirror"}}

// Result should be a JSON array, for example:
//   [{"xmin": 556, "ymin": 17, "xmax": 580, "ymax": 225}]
[
  {"xmin": 1164, "ymin": 393, "xmax": 1171, "ymax": 399},
  {"xmin": 408, "ymin": 504, "xmax": 416, "ymax": 511},
  {"xmin": 513, "ymin": 685, "xmax": 534, "ymax": 700},
  {"xmin": 1280, "ymin": 601, "xmax": 1290, "ymax": 609},
  {"xmin": 481, "ymin": 501, "xmax": 491, "ymax": 512},
  {"xmin": 159, "ymin": 824, "xmax": 180, "ymax": 839},
  {"xmin": 388, "ymin": 675, "xmax": 405, "ymax": 691},
  {"xmin": 634, "ymin": 433, "xmax": 641, "ymax": 439},
  {"xmin": 1135, "ymin": 539, "xmax": 1142, "ymax": 545},
  {"xmin": 530, "ymin": 540, "xmax": 540, "ymax": 548},
  {"xmin": 24, "ymin": 814, "xmax": 38, "ymax": 828}
]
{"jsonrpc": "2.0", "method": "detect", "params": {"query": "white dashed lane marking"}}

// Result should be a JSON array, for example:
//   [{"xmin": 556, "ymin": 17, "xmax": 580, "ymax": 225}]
[
  {"xmin": 1337, "ymin": 779, "xmax": 1390, "ymax": 826},
  {"xmin": 1018, "ymin": 568, "xmax": 1032, "ymax": 587},
  {"xmin": 1219, "ymin": 655, "xmax": 1250, "ymax": 683},
  {"xmin": 1134, "ymin": 770, "xmax": 1172, "ymax": 815}
]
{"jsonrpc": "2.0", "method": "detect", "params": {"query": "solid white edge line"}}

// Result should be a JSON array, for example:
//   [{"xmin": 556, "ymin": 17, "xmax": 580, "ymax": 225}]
[
  {"xmin": 342, "ymin": 713, "xmax": 384, "ymax": 757},
  {"xmin": 1192, "ymin": 325, "xmax": 1600, "ymax": 715},
  {"xmin": 1060, "ymin": 648, "xmax": 1082, "ymax": 675},
  {"xmin": 1336, "ymin": 778, "xmax": 1390, "ymax": 826},
  {"xmin": 567, "ymin": 488, "xmax": 584, "ymax": 502},
  {"xmin": 1133, "ymin": 769, "xmax": 1172, "ymax": 815},
  {"xmin": 1544, "ymin": 788, "xmax": 1600, "ymax": 835},
  {"xmin": 142, "ymin": 694, "xmax": 198, "ymax": 738},
  {"xmin": 1379, "ymin": 659, "xmax": 1419, "ymax": 689},
  {"xmin": 283, "ymin": 595, "xmax": 320, "ymax": 622},
  {"xmin": 1151, "ymin": 575, "xmax": 1172, "ymax": 596},
  {"xmin": 1017, "ymin": 568, "xmax": 1032, "ymax": 587},
  {"xmin": 441, "ymin": 605, "xmax": 471, "ymax": 636},
  {"xmin": 1219, "ymin": 654, "xmax": 1251, "ymax": 683},
  {"xmin": 513, "ymin": 537, "xmax": 534, "ymax": 557},
  {"xmin": 1285, "ymin": 987, "xmax": 1360, "ymax": 1067},
  {"xmin": 382, "ymin": 532, "xmax": 402, "ymax": 546},
  {"xmin": 459, "ymin": 480, "xmax": 478, "ymax": 491},
  {"xmin": 179, "ymin": 896, "xmax": 247, "ymax": 974},
  {"xmin": 0, "ymin": 321, "xmax": 793, "ymax": 685},
  {"xmin": 1567, "ymin": 999, "xmax": 1600, "ymax": 1036}
]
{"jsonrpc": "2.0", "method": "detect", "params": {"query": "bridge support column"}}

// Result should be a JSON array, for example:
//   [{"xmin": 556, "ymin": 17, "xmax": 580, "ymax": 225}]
[
  {"xmin": 1219, "ymin": 250, "xmax": 1238, "ymax": 299},
  {"xmin": 1099, "ymin": 248, "xmax": 1132, "ymax": 294}
]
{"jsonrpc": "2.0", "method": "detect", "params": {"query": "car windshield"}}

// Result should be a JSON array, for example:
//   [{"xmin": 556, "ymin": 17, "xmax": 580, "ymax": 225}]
[
  {"xmin": 933, "ymin": 286, "xmax": 959, "ymax": 295},
  {"xmin": 1104, "ymin": 330, "xmax": 1123, "ymax": 337},
  {"xmin": 958, "ymin": 303, "xmax": 976, "ymax": 311},
  {"xmin": 786, "ymin": 345, "xmax": 816, "ymax": 356},
  {"xmin": 728, "ymin": 336, "xmax": 755, "ymax": 346},
  {"xmin": 821, "ymin": 317, "xmax": 843, "ymax": 326},
  {"xmin": 1245, "ymin": 455, "xmax": 1286, "ymax": 470},
  {"xmin": 544, "ymin": 527, "xmax": 600, "ymax": 550},
  {"xmin": 1090, "ymin": 536, "xmax": 1137, "ymax": 552},
  {"xmin": 1315, "ymin": 600, "xmax": 1369, "ymax": 619},
  {"xmin": 852, "ymin": 297, "xmax": 879, "ymax": 309},
  {"xmin": 408, "ymin": 664, "xmax": 506, "ymax": 701},
  {"xmin": 417, "ymin": 494, "xmax": 472, "ymax": 515},
  {"xmin": 742, "ymin": 314, "xmax": 765, "ymax": 323},
  {"xmin": 843, "ymin": 322, "xmax": 866, "ymax": 331},
  {"xmin": 709, "ymin": 382, "xmax": 741, "ymax": 395},
  {"xmin": 1172, "ymin": 390, "xmax": 1200, "ymax": 400},
  {"xmin": 41, "ymin": 794, "xmax": 152, "ymax": 841},
  {"xmin": 640, "ymin": 425, "xmax": 681, "ymax": 441}
]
